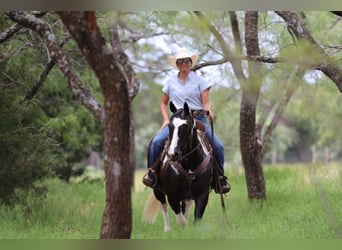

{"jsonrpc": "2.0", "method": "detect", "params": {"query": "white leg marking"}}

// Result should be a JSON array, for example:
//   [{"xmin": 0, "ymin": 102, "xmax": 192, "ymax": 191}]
[
  {"xmin": 183, "ymin": 199, "xmax": 193, "ymax": 221},
  {"xmin": 175, "ymin": 213, "xmax": 187, "ymax": 227},
  {"xmin": 161, "ymin": 203, "xmax": 171, "ymax": 232}
]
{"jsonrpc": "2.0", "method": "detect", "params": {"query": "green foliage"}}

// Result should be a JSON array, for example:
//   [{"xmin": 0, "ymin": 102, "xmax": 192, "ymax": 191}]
[
  {"xmin": 132, "ymin": 79, "xmax": 166, "ymax": 167},
  {"xmin": 210, "ymin": 86, "xmax": 241, "ymax": 165},
  {"xmin": 286, "ymin": 82, "xmax": 342, "ymax": 161},
  {"xmin": 1, "ymin": 12, "xmax": 104, "ymax": 181},
  {"xmin": 69, "ymin": 166, "xmax": 104, "ymax": 183},
  {"xmin": 0, "ymin": 90, "xmax": 66, "ymax": 206}
]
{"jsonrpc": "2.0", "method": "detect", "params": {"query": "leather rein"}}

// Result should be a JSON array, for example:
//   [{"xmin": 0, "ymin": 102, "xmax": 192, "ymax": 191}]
[{"xmin": 168, "ymin": 153, "xmax": 211, "ymax": 184}]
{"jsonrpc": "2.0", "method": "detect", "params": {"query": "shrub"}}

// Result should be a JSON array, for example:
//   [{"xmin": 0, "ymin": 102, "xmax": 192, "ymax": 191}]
[{"xmin": 0, "ymin": 92, "xmax": 66, "ymax": 206}]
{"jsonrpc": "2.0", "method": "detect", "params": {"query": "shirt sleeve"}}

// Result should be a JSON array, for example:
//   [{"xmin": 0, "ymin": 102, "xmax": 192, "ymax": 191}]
[
  {"xmin": 197, "ymin": 74, "xmax": 211, "ymax": 93},
  {"xmin": 162, "ymin": 79, "xmax": 170, "ymax": 95}
]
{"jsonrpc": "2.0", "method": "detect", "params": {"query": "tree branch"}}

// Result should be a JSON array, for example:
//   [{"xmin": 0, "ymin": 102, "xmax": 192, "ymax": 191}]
[
  {"xmin": 6, "ymin": 11, "xmax": 104, "ymax": 122},
  {"xmin": 23, "ymin": 35, "xmax": 71, "ymax": 102},
  {"xmin": 276, "ymin": 11, "xmax": 342, "ymax": 92},
  {"xmin": 0, "ymin": 11, "xmax": 46, "ymax": 43},
  {"xmin": 193, "ymin": 11, "xmax": 246, "ymax": 81},
  {"xmin": 192, "ymin": 58, "xmax": 229, "ymax": 71},
  {"xmin": 193, "ymin": 54, "xmax": 300, "ymax": 71},
  {"xmin": 261, "ymin": 69, "xmax": 302, "ymax": 156},
  {"xmin": 228, "ymin": 11, "xmax": 246, "ymax": 80},
  {"xmin": 229, "ymin": 11, "xmax": 243, "ymax": 55},
  {"xmin": 108, "ymin": 23, "xmax": 140, "ymax": 102},
  {"xmin": 0, "ymin": 23, "xmax": 23, "ymax": 43}
]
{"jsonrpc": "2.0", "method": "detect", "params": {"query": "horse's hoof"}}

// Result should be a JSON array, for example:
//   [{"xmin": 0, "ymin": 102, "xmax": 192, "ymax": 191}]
[{"xmin": 176, "ymin": 214, "xmax": 187, "ymax": 227}]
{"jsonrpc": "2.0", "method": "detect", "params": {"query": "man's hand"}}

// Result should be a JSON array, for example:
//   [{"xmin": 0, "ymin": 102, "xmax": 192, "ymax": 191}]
[
  {"xmin": 160, "ymin": 119, "xmax": 169, "ymax": 130},
  {"xmin": 206, "ymin": 109, "xmax": 215, "ymax": 121}
]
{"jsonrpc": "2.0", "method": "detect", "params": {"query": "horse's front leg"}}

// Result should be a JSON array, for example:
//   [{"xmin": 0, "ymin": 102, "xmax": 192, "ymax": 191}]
[
  {"xmin": 154, "ymin": 190, "xmax": 171, "ymax": 232},
  {"xmin": 168, "ymin": 197, "xmax": 187, "ymax": 227},
  {"xmin": 161, "ymin": 203, "xmax": 171, "ymax": 232},
  {"xmin": 193, "ymin": 192, "xmax": 209, "ymax": 222},
  {"xmin": 182, "ymin": 199, "xmax": 193, "ymax": 221}
]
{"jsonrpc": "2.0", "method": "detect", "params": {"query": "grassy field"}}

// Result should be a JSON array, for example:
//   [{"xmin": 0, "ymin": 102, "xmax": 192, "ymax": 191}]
[{"xmin": 0, "ymin": 163, "xmax": 341, "ymax": 239}]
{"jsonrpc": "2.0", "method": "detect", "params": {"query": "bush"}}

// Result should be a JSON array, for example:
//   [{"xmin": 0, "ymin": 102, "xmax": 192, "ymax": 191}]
[{"xmin": 0, "ymin": 92, "xmax": 66, "ymax": 206}]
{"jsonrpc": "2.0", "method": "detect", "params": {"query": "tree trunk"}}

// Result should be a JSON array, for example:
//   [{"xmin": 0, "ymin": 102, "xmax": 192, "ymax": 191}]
[
  {"xmin": 100, "ymin": 87, "xmax": 132, "ymax": 238},
  {"xmin": 240, "ymin": 11, "xmax": 266, "ymax": 200},
  {"xmin": 194, "ymin": 11, "xmax": 266, "ymax": 200},
  {"xmin": 240, "ymin": 91, "xmax": 266, "ymax": 199},
  {"xmin": 58, "ymin": 11, "xmax": 134, "ymax": 238}
]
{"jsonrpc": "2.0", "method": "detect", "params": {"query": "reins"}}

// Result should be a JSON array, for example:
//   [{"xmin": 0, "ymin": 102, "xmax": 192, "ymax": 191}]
[
  {"xmin": 169, "ymin": 153, "xmax": 211, "ymax": 185},
  {"xmin": 179, "ymin": 119, "xmax": 200, "ymax": 160}
]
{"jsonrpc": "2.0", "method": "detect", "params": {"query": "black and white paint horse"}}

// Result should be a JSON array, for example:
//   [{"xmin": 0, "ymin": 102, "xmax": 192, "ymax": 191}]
[{"xmin": 143, "ymin": 102, "xmax": 213, "ymax": 232}]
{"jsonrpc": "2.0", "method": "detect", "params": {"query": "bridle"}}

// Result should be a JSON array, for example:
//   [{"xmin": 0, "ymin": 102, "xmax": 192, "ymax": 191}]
[
  {"xmin": 166, "ymin": 113, "xmax": 211, "ymax": 183},
  {"xmin": 166, "ymin": 113, "xmax": 197, "ymax": 161}
]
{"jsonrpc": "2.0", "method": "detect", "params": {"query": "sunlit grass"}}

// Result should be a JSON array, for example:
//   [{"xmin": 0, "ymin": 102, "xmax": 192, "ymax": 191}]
[{"xmin": 0, "ymin": 163, "xmax": 341, "ymax": 239}]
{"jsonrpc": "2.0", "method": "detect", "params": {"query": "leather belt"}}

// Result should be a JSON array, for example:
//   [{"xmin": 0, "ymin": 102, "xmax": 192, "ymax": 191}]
[{"xmin": 191, "ymin": 110, "xmax": 206, "ymax": 116}]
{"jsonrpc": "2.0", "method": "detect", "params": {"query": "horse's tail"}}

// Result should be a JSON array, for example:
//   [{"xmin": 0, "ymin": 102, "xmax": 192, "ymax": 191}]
[{"xmin": 143, "ymin": 191, "xmax": 160, "ymax": 224}]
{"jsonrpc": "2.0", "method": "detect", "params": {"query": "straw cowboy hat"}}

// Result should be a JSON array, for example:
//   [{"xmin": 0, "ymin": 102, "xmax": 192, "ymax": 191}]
[{"xmin": 168, "ymin": 48, "xmax": 198, "ymax": 69}]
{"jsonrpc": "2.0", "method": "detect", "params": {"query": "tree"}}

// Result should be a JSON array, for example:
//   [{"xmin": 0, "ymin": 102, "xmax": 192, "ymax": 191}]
[
  {"xmin": 6, "ymin": 11, "xmax": 139, "ymax": 238},
  {"xmin": 192, "ymin": 11, "xmax": 342, "ymax": 200},
  {"xmin": 193, "ymin": 11, "xmax": 268, "ymax": 199},
  {"xmin": 1, "ymin": 11, "xmax": 106, "ymax": 181},
  {"xmin": 239, "ymin": 11, "xmax": 266, "ymax": 199}
]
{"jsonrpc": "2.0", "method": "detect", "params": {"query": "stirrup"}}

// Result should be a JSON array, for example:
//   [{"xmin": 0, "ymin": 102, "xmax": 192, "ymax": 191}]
[
  {"xmin": 214, "ymin": 176, "xmax": 231, "ymax": 194},
  {"xmin": 142, "ymin": 169, "xmax": 156, "ymax": 188}
]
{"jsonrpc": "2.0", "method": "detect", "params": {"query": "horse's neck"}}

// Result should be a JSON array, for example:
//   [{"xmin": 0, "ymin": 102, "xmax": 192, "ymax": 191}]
[{"xmin": 182, "ymin": 130, "xmax": 205, "ymax": 170}]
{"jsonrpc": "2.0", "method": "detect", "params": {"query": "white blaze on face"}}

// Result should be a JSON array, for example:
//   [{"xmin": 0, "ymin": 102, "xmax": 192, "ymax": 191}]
[{"xmin": 168, "ymin": 117, "xmax": 187, "ymax": 156}]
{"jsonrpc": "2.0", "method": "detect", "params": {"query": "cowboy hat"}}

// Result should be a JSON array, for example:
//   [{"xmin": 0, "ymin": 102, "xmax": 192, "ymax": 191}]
[{"xmin": 168, "ymin": 48, "xmax": 198, "ymax": 69}]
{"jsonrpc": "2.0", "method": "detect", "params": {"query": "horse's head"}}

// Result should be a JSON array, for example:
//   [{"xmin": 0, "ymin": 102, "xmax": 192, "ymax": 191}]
[{"xmin": 167, "ymin": 102, "xmax": 196, "ymax": 162}]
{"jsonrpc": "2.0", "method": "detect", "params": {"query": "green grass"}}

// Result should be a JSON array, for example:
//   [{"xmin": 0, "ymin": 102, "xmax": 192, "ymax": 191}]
[
  {"xmin": 0, "ymin": 163, "xmax": 341, "ymax": 239},
  {"xmin": 0, "ymin": 179, "xmax": 105, "ymax": 239}
]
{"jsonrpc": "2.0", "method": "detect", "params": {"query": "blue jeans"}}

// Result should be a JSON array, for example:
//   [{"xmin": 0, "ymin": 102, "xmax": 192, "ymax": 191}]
[{"xmin": 148, "ymin": 114, "xmax": 225, "ymax": 172}]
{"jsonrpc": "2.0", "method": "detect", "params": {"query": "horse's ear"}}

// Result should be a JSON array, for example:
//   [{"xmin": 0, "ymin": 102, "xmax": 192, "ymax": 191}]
[
  {"xmin": 183, "ymin": 102, "xmax": 190, "ymax": 115},
  {"xmin": 169, "ymin": 101, "xmax": 177, "ymax": 113}
]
